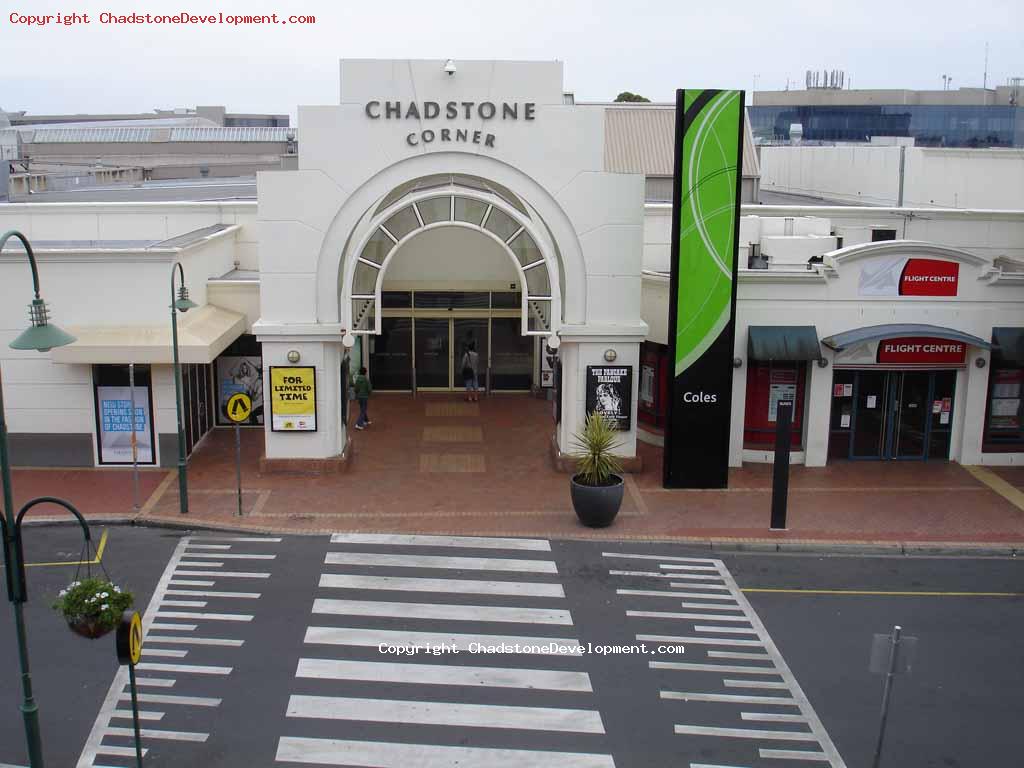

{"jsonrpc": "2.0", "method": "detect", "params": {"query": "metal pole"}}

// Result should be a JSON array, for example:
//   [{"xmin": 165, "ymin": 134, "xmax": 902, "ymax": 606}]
[
  {"xmin": 872, "ymin": 624, "xmax": 902, "ymax": 768},
  {"xmin": 770, "ymin": 400, "xmax": 793, "ymax": 530},
  {"xmin": 129, "ymin": 363, "xmax": 140, "ymax": 511},
  {"xmin": 171, "ymin": 264, "xmax": 189, "ymax": 514},
  {"xmin": 0, "ymin": 365, "xmax": 45, "ymax": 767},
  {"xmin": 127, "ymin": 662, "xmax": 144, "ymax": 767},
  {"xmin": 234, "ymin": 424, "xmax": 242, "ymax": 516}
]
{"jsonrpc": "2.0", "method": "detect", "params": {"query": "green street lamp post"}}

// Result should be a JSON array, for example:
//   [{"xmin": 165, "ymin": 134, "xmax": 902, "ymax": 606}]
[
  {"xmin": 170, "ymin": 262, "xmax": 197, "ymax": 515},
  {"xmin": 1, "ymin": 229, "xmax": 79, "ymax": 768}
]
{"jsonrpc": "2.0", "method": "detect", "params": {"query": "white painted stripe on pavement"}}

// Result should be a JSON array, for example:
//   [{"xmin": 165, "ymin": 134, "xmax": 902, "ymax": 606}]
[
  {"xmin": 179, "ymin": 552, "xmax": 276, "ymax": 560},
  {"xmin": 661, "ymin": 691, "xmax": 797, "ymax": 706},
  {"xmin": 694, "ymin": 626, "xmax": 759, "ymax": 634},
  {"xmin": 146, "ymin": 635, "xmax": 244, "ymax": 647},
  {"xmin": 133, "ymin": 678, "xmax": 175, "ymax": 688},
  {"xmin": 617, "ymin": 589, "xmax": 736, "ymax": 600},
  {"xmin": 742, "ymin": 712, "xmax": 809, "ymax": 723},
  {"xmin": 759, "ymin": 748, "xmax": 830, "ymax": 761},
  {"xmin": 627, "ymin": 611, "xmax": 750, "ymax": 622},
  {"xmin": 313, "ymin": 598, "xmax": 572, "ymax": 625},
  {"xmin": 320, "ymin": 573, "xmax": 564, "ymax": 598},
  {"xmin": 658, "ymin": 564, "xmax": 720, "ymax": 572},
  {"xmin": 95, "ymin": 746, "xmax": 148, "ymax": 757},
  {"xmin": 122, "ymin": 692, "xmax": 221, "ymax": 707},
  {"xmin": 296, "ymin": 658, "xmax": 592, "ymax": 692},
  {"xmin": 637, "ymin": 634, "xmax": 764, "ymax": 647},
  {"xmin": 603, "ymin": 552, "xmax": 717, "ymax": 564},
  {"xmin": 708, "ymin": 651, "xmax": 772, "ymax": 661},
  {"xmin": 190, "ymin": 536, "xmax": 282, "ymax": 542},
  {"xmin": 155, "ymin": 611, "xmax": 253, "ymax": 621},
  {"xmin": 135, "ymin": 662, "xmax": 232, "ymax": 675},
  {"xmin": 160, "ymin": 600, "xmax": 207, "ymax": 608},
  {"xmin": 173, "ymin": 570, "xmax": 270, "ymax": 578},
  {"xmin": 275, "ymin": 736, "xmax": 615, "ymax": 767},
  {"xmin": 609, "ymin": 570, "xmax": 726, "ymax": 582},
  {"xmin": 676, "ymin": 603, "xmax": 744, "ymax": 611},
  {"xmin": 178, "ymin": 561, "xmax": 223, "ymax": 567},
  {"xmin": 690, "ymin": 764, "xmax": 752, "ymax": 768},
  {"xmin": 650, "ymin": 662, "xmax": 781, "ymax": 675},
  {"xmin": 287, "ymin": 694, "xmax": 605, "ymax": 733},
  {"xmin": 141, "ymin": 648, "xmax": 188, "ymax": 658},
  {"xmin": 166, "ymin": 589, "xmax": 261, "ymax": 599},
  {"xmin": 325, "ymin": 552, "xmax": 557, "ymax": 572},
  {"xmin": 111, "ymin": 710, "xmax": 164, "ymax": 721},
  {"xmin": 305, "ymin": 626, "xmax": 583, "ymax": 655},
  {"xmin": 168, "ymin": 580, "xmax": 216, "ymax": 587},
  {"xmin": 723, "ymin": 680, "xmax": 791, "ymax": 689},
  {"xmin": 185, "ymin": 544, "xmax": 232, "ymax": 550},
  {"xmin": 330, "ymin": 533, "xmax": 551, "ymax": 551},
  {"xmin": 669, "ymin": 582, "xmax": 730, "ymax": 591},
  {"xmin": 105, "ymin": 726, "xmax": 208, "ymax": 742},
  {"xmin": 674, "ymin": 724, "xmax": 816, "ymax": 741},
  {"xmin": 149, "ymin": 623, "xmax": 196, "ymax": 631}
]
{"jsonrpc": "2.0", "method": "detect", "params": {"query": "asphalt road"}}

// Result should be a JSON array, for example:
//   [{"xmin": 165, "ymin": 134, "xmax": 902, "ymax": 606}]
[{"xmin": 1, "ymin": 527, "xmax": 1020, "ymax": 768}]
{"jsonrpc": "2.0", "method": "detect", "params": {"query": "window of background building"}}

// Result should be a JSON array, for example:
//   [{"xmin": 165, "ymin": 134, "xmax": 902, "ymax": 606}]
[{"xmin": 983, "ymin": 331, "xmax": 1024, "ymax": 452}]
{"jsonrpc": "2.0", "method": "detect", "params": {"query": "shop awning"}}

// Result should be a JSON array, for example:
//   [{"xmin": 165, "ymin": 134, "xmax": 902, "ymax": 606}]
[
  {"xmin": 51, "ymin": 305, "xmax": 247, "ymax": 365},
  {"xmin": 992, "ymin": 327, "xmax": 1024, "ymax": 367},
  {"xmin": 748, "ymin": 326, "xmax": 822, "ymax": 361},
  {"xmin": 821, "ymin": 324, "xmax": 992, "ymax": 352}
]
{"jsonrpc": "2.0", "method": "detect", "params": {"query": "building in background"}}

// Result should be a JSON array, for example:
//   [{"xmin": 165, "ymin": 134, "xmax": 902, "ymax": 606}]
[
  {"xmin": 4, "ymin": 105, "xmax": 289, "ymax": 128},
  {"xmin": 750, "ymin": 81, "xmax": 1024, "ymax": 148}
]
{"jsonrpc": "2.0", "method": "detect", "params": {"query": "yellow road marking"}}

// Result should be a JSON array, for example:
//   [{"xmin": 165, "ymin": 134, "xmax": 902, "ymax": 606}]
[
  {"xmin": 964, "ymin": 465, "xmax": 1024, "ymax": 512},
  {"xmin": 742, "ymin": 587, "xmax": 1021, "ymax": 597},
  {"xmin": 25, "ymin": 528, "xmax": 108, "ymax": 568}
]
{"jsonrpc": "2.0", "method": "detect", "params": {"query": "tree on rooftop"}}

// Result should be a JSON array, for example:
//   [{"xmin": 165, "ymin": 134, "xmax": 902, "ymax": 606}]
[{"xmin": 614, "ymin": 92, "xmax": 651, "ymax": 103}]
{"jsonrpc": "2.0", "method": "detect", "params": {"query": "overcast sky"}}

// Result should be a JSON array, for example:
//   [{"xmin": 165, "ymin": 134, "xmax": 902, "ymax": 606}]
[{"xmin": 2, "ymin": 0, "xmax": 1021, "ymax": 118}]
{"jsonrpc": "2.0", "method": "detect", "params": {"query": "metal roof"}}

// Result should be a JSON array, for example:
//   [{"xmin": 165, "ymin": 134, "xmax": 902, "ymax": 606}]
[
  {"xmin": 21, "ymin": 126, "xmax": 293, "ymax": 144},
  {"xmin": 604, "ymin": 106, "xmax": 760, "ymax": 178}
]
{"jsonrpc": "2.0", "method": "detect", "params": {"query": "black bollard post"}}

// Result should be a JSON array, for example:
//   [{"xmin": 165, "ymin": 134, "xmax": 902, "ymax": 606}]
[{"xmin": 770, "ymin": 400, "xmax": 793, "ymax": 530}]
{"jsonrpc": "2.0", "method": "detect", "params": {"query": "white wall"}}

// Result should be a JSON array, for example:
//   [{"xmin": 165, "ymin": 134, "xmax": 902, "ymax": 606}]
[
  {"xmin": 382, "ymin": 226, "xmax": 518, "ymax": 289},
  {"xmin": 760, "ymin": 146, "xmax": 1024, "ymax": 210}
]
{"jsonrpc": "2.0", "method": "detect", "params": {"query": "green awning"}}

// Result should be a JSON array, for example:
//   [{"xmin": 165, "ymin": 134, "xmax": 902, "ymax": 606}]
[
  {"xmin": 748, "ymin": 326, "xmax": 822, "ymax": 361},
  {"xmin": 992, "ymin": 327, "xmax": 1024, "ymax": 367}
]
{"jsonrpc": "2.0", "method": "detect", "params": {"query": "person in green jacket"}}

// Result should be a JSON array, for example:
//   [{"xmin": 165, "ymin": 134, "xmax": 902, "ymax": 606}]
[{"xmin": 353, "ymin": 367, "xmax": 372, "ymax": 430}]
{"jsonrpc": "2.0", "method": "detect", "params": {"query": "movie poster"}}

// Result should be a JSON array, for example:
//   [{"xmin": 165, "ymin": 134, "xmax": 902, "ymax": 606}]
[{"xmin": 586, "ymin": 366, "xmax": 632, "ymax": 431}]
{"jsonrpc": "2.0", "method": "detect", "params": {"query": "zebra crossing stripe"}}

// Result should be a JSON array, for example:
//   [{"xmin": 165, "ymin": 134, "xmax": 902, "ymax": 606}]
[
  {"xmin": 742, "ymin": 713, "xmax": 809, "ymax": 723},
  {"xmin": 650, "ymin": 662, "xmax": 781, "ymax": 675},
  {"xmin": 603, "ymin": 552, "xmax": 718, "ymax": 564},
  {"xmin": 305, "ymin": 626, "xmax": 584, "ymax": 655},
  {"xmin": 296, "ymin": 658, "xmax": 593, "ymax": 692},
  {"xmin": 330, "ymin": 533, "xmax": 551, "ymax": 550},
  {"xmin": 617, "ymin": 589, "xmax": 736, "ymax": 600},
  {"xmin": 674, "ymin": 725, "xmax": 816, "ymax": 741},
  {"xmin": 173, "ymin": 570, "xmax": 270, "ymax": 578},
  {"xmin": 122, "ymin": 692, "xmax": 221, "ymax": 707},
  {"xmin": 105, "ymin": 726, "xmax": 208, "ymax": 742},
  {"xmin": 312, "ymin": 598, "xmax": 572, "ymax": 625},
  {"xmin": 759, "ymin": 748, "xmax": 830, "ymax": 761},
  {"xmin": 320, "ymin": 573, "xmax": 565, "ymax": 597},
  {"xmin": 637, "ymin": 634, "xmax": 763, "ymax": 647},
  {"xmin": 111, "ymin": 710, "xmax": 165, "ymax": 721},
  {"xmin": 627, "ymin": 611, "xmax": 751, "ymax": 622},
  {"xmin": 146, "ymin": 635, "xmax": 244, "ymax": 647},
  {"xmin": 325, "ymin": 552, "xmax": 558, "ymax": 572},
  {"xmin": 276, "ymin": 736, "xmax": 616, "ymax": 767},
  {"xmin": 286, "ymin": 694, "xmax": 606, "ymax": 733}
]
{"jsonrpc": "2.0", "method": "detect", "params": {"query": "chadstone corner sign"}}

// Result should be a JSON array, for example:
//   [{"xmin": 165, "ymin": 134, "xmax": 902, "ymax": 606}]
[{"xmin": 365, "ymin": 100, "xmax": 536, "ymax": 149}]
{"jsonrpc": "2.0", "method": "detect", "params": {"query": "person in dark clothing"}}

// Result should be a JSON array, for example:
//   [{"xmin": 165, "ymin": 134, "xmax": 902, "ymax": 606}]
[{"xmin": 353, "ymin": 367, "xmax": 372, "ymax": 429}]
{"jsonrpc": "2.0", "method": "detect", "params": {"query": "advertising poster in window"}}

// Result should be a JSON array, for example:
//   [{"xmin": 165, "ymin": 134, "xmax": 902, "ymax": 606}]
[
  {"xmin": 989, "ymin": 369, "xmax": 1022, "ymax": 430},
  {"xmin": 768, "ymin": 369, "xmax": 798, "ymax": 422},
  {"xmin": 97, "ymin": 386, "xmax": 154, "ymax": 464},
  {"xmin": 216, "ymin": 356, "xmax": 264, "ymax": 426},
  {"xmin": 586, "ymin": 366, "xmax": 632, "ymax": 431},
  {"xmin": 269, "ymin": 366, "xmax": 317, "ymax": 432}
]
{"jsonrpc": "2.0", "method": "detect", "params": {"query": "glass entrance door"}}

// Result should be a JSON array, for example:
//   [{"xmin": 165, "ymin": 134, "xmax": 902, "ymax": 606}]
[
  {"xmin": 892, "ymin": 371, "xmax": 930, "ymax": 458},
  {"xmin": 453, "ymin": 319, "xmax": 488, "ymax": 388},
  {"xmin": 851, "ymin": 371, "xmax": 890, "ymax": 458},
  {"xmin": 414, "ymin": 318, "xmax": 450, "ymax": 389}
]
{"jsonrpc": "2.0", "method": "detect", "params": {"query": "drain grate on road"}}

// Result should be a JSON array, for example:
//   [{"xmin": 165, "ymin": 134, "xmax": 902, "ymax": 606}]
[
  {"xmin": 425, "ymin": 402, "xmax": 480, "ymax": 418},
  {"xmin": 422, "ymin": 426, "xmax": 484, "ymax": 443},
  {"xmin": 419, "ymin": 453, "xmax": 487, "ymax": 473}
]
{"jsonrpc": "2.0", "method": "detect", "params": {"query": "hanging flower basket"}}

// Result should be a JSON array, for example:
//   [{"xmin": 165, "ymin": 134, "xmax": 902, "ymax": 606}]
[{"xmin": 53, "ymin": 578, "xmax": 134, "ymax": 641}]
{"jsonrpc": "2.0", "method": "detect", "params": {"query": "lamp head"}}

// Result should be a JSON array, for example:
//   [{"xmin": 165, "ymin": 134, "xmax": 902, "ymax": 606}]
[
  {"xmin": 9, "ymin": 298, "xmax": 76, "ymax": 353},
  {"xmin": 174, "ymin": 285, "xmax": 198, "ymax": 313}
]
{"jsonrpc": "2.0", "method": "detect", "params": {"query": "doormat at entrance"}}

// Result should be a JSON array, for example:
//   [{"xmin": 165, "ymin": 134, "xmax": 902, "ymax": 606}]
[
  {"xmin": 425, "ymin": 402, "xmax": 480, "ymax": 418},
  {"xmin": 422, "ymin": 426, "xmax": 484, "ymax": 443},
  {"xmin": 419, "ymin": 453, "xmax": 487, "ymax": 473}
]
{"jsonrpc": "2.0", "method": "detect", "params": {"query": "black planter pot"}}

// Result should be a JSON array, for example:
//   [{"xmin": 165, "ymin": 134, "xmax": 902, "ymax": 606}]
[{"xmin": 570, "ymin": 474, "xmax": 624, "ymax": 528}]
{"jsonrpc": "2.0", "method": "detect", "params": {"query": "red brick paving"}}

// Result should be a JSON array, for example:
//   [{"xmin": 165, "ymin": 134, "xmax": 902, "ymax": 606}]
[{"xmin": 8, "ymin": 393, "xmax": 1024, "ymax": 545}]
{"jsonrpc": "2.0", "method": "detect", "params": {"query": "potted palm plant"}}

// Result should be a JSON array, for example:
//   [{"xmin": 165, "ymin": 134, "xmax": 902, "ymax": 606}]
[
  {"xmin": 53, "ymin": 577, "xmax": 134, "ymax": 639},
  {"xmin": 570, "ymin": 411, "xmax": 625, "ymax": 527}
]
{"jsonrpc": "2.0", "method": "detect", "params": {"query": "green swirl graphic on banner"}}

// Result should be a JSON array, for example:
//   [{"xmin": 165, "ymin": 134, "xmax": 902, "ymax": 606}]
[{"xmin": 675, "ymin": 90, "xmax": 741, "ymax": 376}]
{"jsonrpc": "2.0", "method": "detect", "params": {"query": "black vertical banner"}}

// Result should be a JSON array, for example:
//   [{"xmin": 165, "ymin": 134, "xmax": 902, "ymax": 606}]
[{"xmin": 663, "ymin": 89, "xmax": 745, "ymax": 489}]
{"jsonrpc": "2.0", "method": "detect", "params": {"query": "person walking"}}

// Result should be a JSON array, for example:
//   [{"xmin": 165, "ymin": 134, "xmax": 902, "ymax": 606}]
[
  {"xmin": 461, "ymin": 342, "xmax": 480, "ymax": 402},
  {"xmin": 353, "ymin": 366, "xmax": 372, "ymax": 430}
]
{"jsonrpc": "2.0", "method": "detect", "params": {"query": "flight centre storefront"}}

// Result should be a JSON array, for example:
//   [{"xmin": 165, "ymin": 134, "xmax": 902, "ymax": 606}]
[{"xmin": 1, "ymin": 58, "xmax": 1023, "ymax": 474}]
